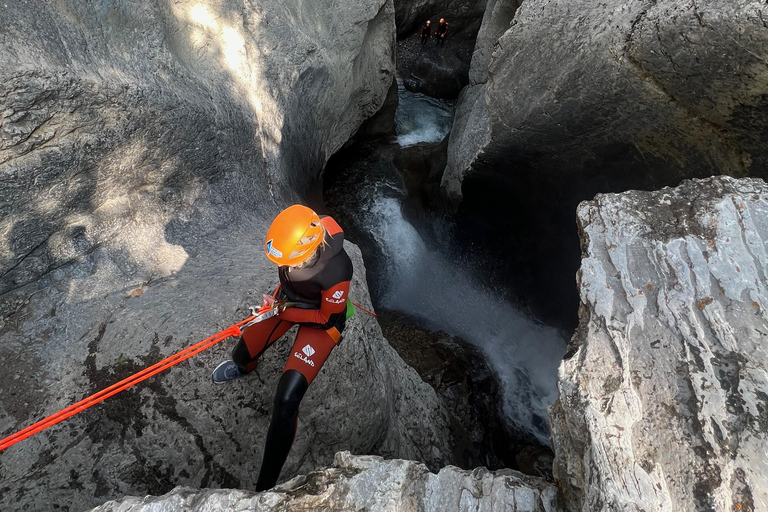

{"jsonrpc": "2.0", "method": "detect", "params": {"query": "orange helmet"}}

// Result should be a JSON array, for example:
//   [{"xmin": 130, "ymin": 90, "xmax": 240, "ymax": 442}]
[{"xmin": 264, "ymin": 205, "xmax": 324, "ymax": 266}]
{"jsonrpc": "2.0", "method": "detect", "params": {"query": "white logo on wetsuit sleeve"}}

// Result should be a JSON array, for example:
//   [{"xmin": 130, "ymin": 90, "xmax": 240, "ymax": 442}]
[
  {"xmin": 302, "ymin": 345, "xmax": 316, "ymax": 357},
  {"xmin": 326, "ymin": 290, "xmax": 345, "ymax": 304}
]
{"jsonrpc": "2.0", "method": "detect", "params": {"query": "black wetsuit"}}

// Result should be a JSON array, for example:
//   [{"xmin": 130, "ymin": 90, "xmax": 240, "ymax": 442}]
[
  {"xmin": 436, "ymin": 22, "xmax": 448, "ymax": 45},
  {"xmin": 420, "ymin": 23, "xmax": 432, "ymax": 45}
]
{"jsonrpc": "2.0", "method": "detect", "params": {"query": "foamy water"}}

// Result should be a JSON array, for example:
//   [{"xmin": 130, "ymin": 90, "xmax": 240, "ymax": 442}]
[
  {"xmin": 366, "ymin": 195, "xmax": 564, "ymax": 444},
  {"xmin": 327, "ymin": 83, "xmax": 566, "ymax": 443},
  {"xmin": 395, "ymin": 80, "xmax": 455, "ymax": 146}
]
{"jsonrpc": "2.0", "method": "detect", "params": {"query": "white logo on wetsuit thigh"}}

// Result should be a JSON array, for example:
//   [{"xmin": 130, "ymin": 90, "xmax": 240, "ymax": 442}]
[
  {"xmin": 302, "ymin": 344, "xmax": 316, "ymax": 357},
  {"xmin": 332, "ymin": 291, "xmax": 344, "ymax": 299},
  {"xmin": 294, "ymin": 351, "xmax": 316, "ymax": 367}
]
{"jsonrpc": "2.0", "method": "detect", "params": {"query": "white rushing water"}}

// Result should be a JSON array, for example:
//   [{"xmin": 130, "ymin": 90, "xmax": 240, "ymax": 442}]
[
  {"xmin": 395, "ymin": 80, "xmax": 455, "ymax": 146},
  {"xmin": 357, "ymin": 85, "xmax": 567, "ymax": 444},
  {"xmin": 369, "ymin": 196, "xmax": 564, "ymax": 444}
]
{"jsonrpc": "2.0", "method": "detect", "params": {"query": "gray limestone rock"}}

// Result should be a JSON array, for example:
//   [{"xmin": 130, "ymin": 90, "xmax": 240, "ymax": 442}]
[
  {"xmin": 91, "ymin": 451, "xmax": 560, "ymax": 511},
  {"xmin": 549, "ymin": 176, "xmax": 768, "ymax": 512},
  {"xmin": 441, "ymin": 0, "xmax": 768, "ymax": 329},
  {"xmin": 467, "ymin": 0, "xmax": 522, "ymax": 86},
  {"xmin": 443, "ymin": 83, "xmax": 490, "ymax": 201},
  {"xmin": 444, "ymin": 0, "xmax": 768, "ymax": 201},
  {"xmin": 1, "ymin": 0, "xmax": 395, "ymax": 297},
  {"xmin": 0, "ymin": 1, "xmax": 466, "ymax": 510},
  {"xmin": 0, "ymin": 237, "xmax": 457, "ymax": 511}
]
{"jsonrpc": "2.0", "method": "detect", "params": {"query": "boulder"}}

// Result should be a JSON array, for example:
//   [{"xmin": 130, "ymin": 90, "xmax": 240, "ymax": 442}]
[
  {"xmin": 549, "ymin": 176, "xmax": 768, "ymax": 512},
  {"xmin": 443, "ymin": 0, "xmax": 768, "ymax": 328},
  {"xmin": 90, "ymin": 451, "xmax": 560, "ymax": 511}
]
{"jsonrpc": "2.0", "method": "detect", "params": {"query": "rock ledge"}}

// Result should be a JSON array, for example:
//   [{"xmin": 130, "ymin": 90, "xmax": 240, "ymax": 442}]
[{"xmin": 92, "ymin": 451, "xmax": 559, "ymax": 512}]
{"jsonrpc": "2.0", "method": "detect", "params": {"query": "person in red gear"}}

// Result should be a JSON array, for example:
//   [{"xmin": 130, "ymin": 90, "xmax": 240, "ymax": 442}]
[
  {"xmin": 436, "ymin": 18, "xmax": 449, "ymax": 46},
  {"xmin": 212, "ymin": 204, "xmax": 353, "ymax": 491}
]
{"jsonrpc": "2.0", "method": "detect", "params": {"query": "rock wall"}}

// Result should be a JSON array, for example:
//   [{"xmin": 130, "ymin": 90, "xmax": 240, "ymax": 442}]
[
  {"xmin": 445, "ymin": 0, "xmax": 768, "ymax": 197},
  {"xmin": 394, "ymin": 0, "xmax": 487, "ymax": 40},
  {"xmin": 549, "ymin": 176, "xmax": 768, "ymax": 512},
  {"xmin": 91, "ymin": 451, "xmax": 560, "ymax": 512},
  {"xmin": 1, "ymin": 0, "xmax": 395, "ymax": 297},
  {"xmin": 443, "ymin": 0, "xmax": 768, "ymax": 328},
  {"xmin": 0, "ymin": 1, "xmax": 471, "ymax": 510},
  {"xmin": 0, "ymin": 238, "xmax": 458, "ymax": 511}
]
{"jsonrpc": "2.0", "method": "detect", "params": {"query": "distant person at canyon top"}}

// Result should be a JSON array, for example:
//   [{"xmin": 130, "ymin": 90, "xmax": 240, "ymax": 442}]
[
  {"xmin": 420, "ymin": 19, "xmax": 432, "ymax": 45},
  {"xmin": 436, "ymin": 18, "xmax": 449, "ymax": 45},
  {"xmin": 211, "ymin": 204, "xmax": 354, "ymax": 491}
]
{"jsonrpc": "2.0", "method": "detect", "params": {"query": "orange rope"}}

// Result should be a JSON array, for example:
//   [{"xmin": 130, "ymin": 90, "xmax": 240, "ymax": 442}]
[
  {"xmin": 352, "ymin": 301, "xmax": 377, "ymax": 318},
  {"xmin": 0, "ymin": 315, "xmax": 255, "ymax": 452}
]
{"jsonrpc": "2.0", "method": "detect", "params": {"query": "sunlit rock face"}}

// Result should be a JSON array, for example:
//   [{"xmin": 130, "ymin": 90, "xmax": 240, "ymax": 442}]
[
  {"xmin": 0, "ymin": 0, "xmax": 394, "ymax": 296},
  {"xmin": 91, "ymin": 452, "xmax": 560, "ymax": 512},
  {"xmin": 550, "ymin": 176, "xmax": 768, "ymax": 512},
  {"xmin": 0, "ymin": 2, "xmax": 465, "ymax": 511}
]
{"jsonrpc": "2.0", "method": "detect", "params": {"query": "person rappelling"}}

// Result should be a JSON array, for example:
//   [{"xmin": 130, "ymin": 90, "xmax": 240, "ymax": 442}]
[{"xmin": 211, "ymin": 204, "xmax": 354, "ymax": 491}]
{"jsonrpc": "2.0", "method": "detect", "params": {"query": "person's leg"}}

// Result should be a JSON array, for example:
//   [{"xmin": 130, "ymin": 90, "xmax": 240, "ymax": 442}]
[
  {"xmin": 231, "ymin": 317, "xmax": 292, "ymax": 374},
  {"xmin": 255, "ymin": 327, "xmax": 337, "ymax": 491}
]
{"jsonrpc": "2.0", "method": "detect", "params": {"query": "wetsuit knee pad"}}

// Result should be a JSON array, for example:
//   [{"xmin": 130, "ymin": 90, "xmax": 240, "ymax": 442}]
[{"xmin": 273, "ymin": 370, "xmax": 309, "ymax": 417}]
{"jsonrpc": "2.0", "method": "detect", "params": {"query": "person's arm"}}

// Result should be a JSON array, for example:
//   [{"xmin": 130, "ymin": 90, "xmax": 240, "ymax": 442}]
[{"xmin": 278, "ymin": 280, "xmax": 350, "ymax": 326}]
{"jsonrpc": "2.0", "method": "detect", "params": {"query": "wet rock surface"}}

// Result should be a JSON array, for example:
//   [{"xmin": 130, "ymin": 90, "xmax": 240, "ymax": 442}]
[
  {"xmin": 549, "ymin": 176, "xmax": 768, "ymax": 512},
  {"xmin": 444, "ymin": 0, "xmax": 768, "ymax": 330},
  {"xmin": 397, "ymin": 34, "xmax": 474, "ymax": 99},
  {"xmin": 394, "ymin": 0, "xmax": 487, "ymax": 40},
  {"xmin": 379, "ymin": 310, "xmax": 555, "ymax": 478},
  {"xmin": 91, "ymin": 451, "xmax": 560, "ymax": 512}
]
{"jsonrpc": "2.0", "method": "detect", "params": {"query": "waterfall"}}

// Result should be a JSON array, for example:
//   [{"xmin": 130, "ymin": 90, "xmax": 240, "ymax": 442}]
[{"xmin": 326, "ymin": 79, "xmax": 566, "ymax": 444}]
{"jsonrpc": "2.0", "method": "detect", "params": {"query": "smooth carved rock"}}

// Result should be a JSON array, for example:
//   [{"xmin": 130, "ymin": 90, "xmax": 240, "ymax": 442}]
[
  {"xmin": 91, "ymin": 451, "xmax": 560, "ymax": 512},
  {"xmin": 442, "ymin": 0, "xmax": 768, "ymax": 328},
  {"xmin": 0, "ymin": 1, "xmax": 465, "ymax": 510},
  {"xmin": 0, "ymin": 0, "xmax": 395, "ymax": 297},
  {"xmin": 444, "ymin": 0, "xmax": 768, "ymax": 200},
  {"xmin": 468, "ymin": 0, "xmax": 522, "ymax": 86},
  {"xmin": 549, "ymin": 176, "xmax": 768, "ymax": 512}
]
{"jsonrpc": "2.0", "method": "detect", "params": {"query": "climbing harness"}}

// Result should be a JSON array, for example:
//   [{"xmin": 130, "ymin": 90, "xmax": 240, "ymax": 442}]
[{"xmin": 0, "ymin": 297, "xmax": 378, "ymax": 452}]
